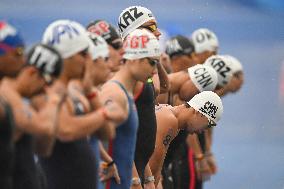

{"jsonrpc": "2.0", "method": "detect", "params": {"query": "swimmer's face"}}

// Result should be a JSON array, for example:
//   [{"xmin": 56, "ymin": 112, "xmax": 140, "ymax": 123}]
[
  {"xmin": 185, "ymin": 107, "xmax": 209, "ymax": 134},
  {"xmin": 92, "ymin": 57, "xmax": 112, "ymax": 84},
  {"xmin": 132, "ymin": 57, "xmax": 158, "ymax": 83},
  {"xmin": 0, "ymin": 46, "xmax": 25, "ymax": 77},
  {"xmin": 65, "ymin": 48, "xmax": 89, "ymax": 79},
  {"xmin": 195, "ymin": 51, "xmax": 216, "ymax": 65}
]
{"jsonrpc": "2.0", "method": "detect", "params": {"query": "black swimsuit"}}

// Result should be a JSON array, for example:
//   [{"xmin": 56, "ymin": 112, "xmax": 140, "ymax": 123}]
[
  {"xmin": 13, "ymin": 134, "xmax": 41, "ymax": 189},
  {"xmin": 0, "ymin": 98, "xmax": 14, "ymax": 189},
  {"xmin": 134, "ymin": 82, "xmax": 157, "ymax": 183},
  {"xmin": 39, "ymin": 98, "xmax": 97, "ymax": 189}
]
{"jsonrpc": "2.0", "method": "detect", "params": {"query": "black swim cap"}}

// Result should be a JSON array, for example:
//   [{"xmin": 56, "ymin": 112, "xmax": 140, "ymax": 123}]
[
  {"xmin": 87, "ymin": 20, "xmax": 122, "ymax": 49},
  {"xmin": 26, "ymin": 44, "xmax": 63, "ymax": 83},
  {"xmin": 165, "ymin": 35, "xmax": 195, "ymax": 58}
]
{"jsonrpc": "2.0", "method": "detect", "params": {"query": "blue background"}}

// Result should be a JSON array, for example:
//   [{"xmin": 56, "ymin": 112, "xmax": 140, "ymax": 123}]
[{"xmin": 1, "ymin": 0, "xmax": 284, "ymax": 188}]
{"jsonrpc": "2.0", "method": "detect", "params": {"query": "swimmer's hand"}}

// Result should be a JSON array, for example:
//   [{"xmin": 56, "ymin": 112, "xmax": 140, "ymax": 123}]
[{"xmin": 99, "ymin": 161, "xmax": 121, "ymax": 184}]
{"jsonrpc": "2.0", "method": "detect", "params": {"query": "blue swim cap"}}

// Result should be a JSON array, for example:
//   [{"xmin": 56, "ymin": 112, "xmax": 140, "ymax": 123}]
[{"xmin": 0, "ymin": 21, "xmax": 24, "ymax": 55}]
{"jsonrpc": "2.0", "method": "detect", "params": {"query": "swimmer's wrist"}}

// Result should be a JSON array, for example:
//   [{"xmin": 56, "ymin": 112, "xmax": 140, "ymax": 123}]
[
  {"xmin": 131, "ymin": 177, "xmax": 141, "ymax": 186},
  {"xmin": 144, "ymin": 175, "xmax": 155, "ymax": 184},
  {"xmin": 99, "ymin": 108, "xmax": 109, "ymax": 120},
  {"xmin": 195, "ymin": 154, "xmax": 205, "ymax": 161},
  {"xmin": 204, "ymin": 151, "xmax": 213, "ymax": 157},
  {"xmin": 107, "ymin": 160, "xmax": 115, "ymax": 167}
]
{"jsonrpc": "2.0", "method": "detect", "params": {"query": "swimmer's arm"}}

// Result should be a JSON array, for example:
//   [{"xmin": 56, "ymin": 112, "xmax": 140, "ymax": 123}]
[
  {"xmin": 30, "ymin": 94, "xmax": 47, "ymax": 111},
  {"xmin": 148, "ymin": 143, "xmax": 166, "ymax": 187},
  {"xmin": 187, "ymin": 134, "xmax": 204, "ymax": 158},
  {"xmin": 34, "ymin": 119, "xmax": 57, "ymax": 157},
  {"xmin": 100, "ymin": 84, "xmax": 128, "ymax": 126},
  {"xmin": 99, "ymin": 141, "xmax": 113, "ymax": 163},
  {"xmin": 152, "ymin": 74, "xmax": 161, "ymax": 97},
  {"xmin": 94, "ymin": 121, "xmax": 115, "ymax": 140},
  {"xmin": 56, "ymin": 103, "xmax": 108, "ymax": 142},
  {"xmin": 158, "ymin": 55, "xmax": 170, "ymax": 94},
  {"xmin": 33, "ymin": 94, "xmax": 65, "ymax": 157},
  {"xmin": 131, "ymin": 162, "xmax": 143, "ymax": 188},
  {"xmin": 0, "ymin": 103, "xmax": 4, "ymax": 120},
  {"xmin": 149, "ymin": 114, "xmax": 177, "ymax": 186},
  {"xmin": 205, "ymin": 128, "xmax": 213, "ymax": 154},
  {"xmin": 87, "ymin": 89, "xmax": 115, "ymax": 140},
  {"xmin": 73, "ymin": 82, "xmax": 101, "ymax": 111},
  {"xmin": 144, "ymin": 163, "xmax": 153, "ymax": 178},
  {"xmin": 144, "ymin": 163, "xmax": 156, "ymax": 188},
  {"xmin": 13, "ymin": 96, "xmax": 61, "ymax": 137}
]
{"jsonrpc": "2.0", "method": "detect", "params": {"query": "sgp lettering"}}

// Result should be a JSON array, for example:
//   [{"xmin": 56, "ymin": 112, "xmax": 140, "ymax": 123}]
[
  {"xmin": 88, "ymin": 21, "xmax": 110, "ymax": 36},
  {"xmin": 124, "ymin": 35, "xmax": 149, "ymax": 49}
]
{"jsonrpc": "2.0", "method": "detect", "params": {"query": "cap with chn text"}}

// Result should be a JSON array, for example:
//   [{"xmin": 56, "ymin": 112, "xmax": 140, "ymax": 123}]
[
  {"xmin": 188, "ymin": 64, "xmax": 218, "ymax": 92},
  {"xmin": 187, "ymin": 91, "xmax": 223, "ymax": 124}
]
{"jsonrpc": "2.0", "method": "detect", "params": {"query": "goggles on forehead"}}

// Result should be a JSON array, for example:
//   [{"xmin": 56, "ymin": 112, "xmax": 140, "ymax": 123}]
[{"xmin": 140, "ymin": 24, "xmax": 158, "ymax": 33}]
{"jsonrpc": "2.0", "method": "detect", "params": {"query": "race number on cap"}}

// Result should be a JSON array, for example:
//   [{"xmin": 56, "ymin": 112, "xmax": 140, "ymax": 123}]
[
  {"xmin": 42, "ymin": 19, "xmax": 90, "ymax": 59},
  {"xmin": 27, "ymin": 44, "xmax": 63, "ymax": 83},
  {"xmin": 204, "ymin": 55, "xmax": 233, "ymax": 87},
  {"xmin": 191, "ymin": 28, "xmax": 219, "ymax": 54},
  {"xmin": 188, "ymin": 64, "xmax": 218, "ymax": 92},
  {"xmin": 187, "ymin": 91, "xmax": 223, "ymax": 123},
  {"xmin": 88, "ymin": 32, "xmax": 109, "ymax": 60},
  {"xmin": 118, "ymin": 6, "xmax": 155, "ymax": 40},
  {"xmin": 123, "ymin": 28, "xmax": 160, "ymax": 60},
  {"xmin": 223, "ymin": 55, "xmax": 243, "ymax": 74}
]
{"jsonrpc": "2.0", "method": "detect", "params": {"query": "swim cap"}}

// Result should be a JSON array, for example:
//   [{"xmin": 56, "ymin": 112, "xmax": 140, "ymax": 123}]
[
  {"xmin": 42, "ymin": 19, "xmax": 90, "ymax": 58},
  {"xmin": 187, "ymin": 91, "xmax": 223, "ymax": 124},
  {"xmin": 118, "ymin": 6, "xmax": 155, "ymax": 40},
  {"xmin": 204, "ymin": 55, "xmax": 233, "ymax": 87},
  {"xmin": 165, "ymin": 35, "xmax": 194, "ymax": 58},
  {"xmin": 27, "ymin": 44, "xmax": 63, "ymax": 83},
  {"xmin": 123, "ymin": 29, "xmax": 160, "ymax": 60},
  {"xmin": 88, "ymin": 32, "xmax": 109, "ymax": 60},
  {"xmin": 188, "ymin": 64, "xmax": 218, "ymax": 92},
  {"xmin": 192, "ymin": 28, "xmax": 218, "ymax": 54},
  {"xmin": 0, "ymin": 21, "xmax": 24, "ymax": 55}
]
